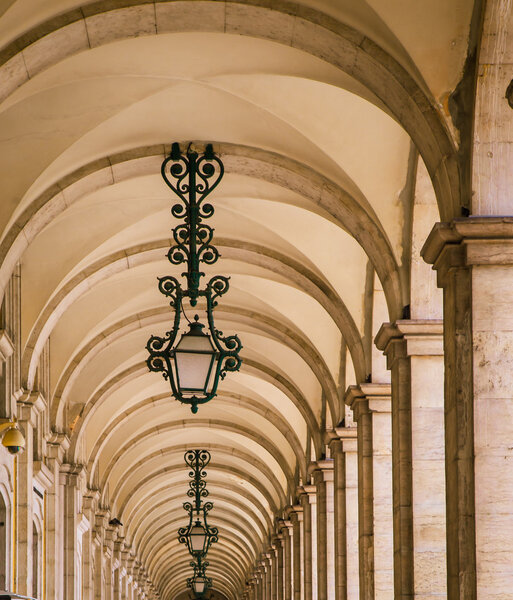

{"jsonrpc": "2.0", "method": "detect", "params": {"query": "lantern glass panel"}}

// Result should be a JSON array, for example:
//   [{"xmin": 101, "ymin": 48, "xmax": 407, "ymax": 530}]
[
  {"xmin": 190, "ymin": 522, "xmax": 207, "ymax": 553},
  {"xmin": 174, "ymin": 329, "xmax": 217, "ymax": 393},
  {"xmin": 194, "ymin": 577, "xmax": 206, "ymax": 595}
]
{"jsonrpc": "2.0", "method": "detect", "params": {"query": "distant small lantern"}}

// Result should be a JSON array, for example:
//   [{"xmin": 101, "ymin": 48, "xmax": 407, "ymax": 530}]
[
  {"xmin": 187, "ymin": 557, "xmax": 212, "ymax": 598},
  {"xmin": 179, "ymin": 450, "xmax": 218, "ymax": 558},
  {"xmin": 193, "ymin": 575, "xmax": 206, "ymax": 596}
]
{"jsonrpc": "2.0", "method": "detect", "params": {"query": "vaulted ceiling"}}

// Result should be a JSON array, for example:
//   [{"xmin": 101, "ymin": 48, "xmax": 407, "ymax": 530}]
[{"xmin": 0, "ymin": 1, "xmax": 473, "ymax": 597}]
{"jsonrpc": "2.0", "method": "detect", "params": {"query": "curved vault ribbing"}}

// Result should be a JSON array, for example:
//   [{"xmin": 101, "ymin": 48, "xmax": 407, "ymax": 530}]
[{"xmin": 0, "ymin": 0, "xmax": 466, "ymax": 597}]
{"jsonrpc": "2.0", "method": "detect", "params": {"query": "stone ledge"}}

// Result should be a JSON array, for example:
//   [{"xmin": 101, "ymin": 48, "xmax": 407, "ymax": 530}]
[{"xmin": 422, "ymin": 217, "xmax": 513, "ymax": 267}]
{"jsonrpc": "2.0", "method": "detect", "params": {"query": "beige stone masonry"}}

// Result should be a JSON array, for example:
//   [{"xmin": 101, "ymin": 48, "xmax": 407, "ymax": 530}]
[
  {"xmin": 422, "ymin": 217, "xmax": 513, "ymax": 600},
  {"xmin": 376, "ymin": 320, "xmax": 446, "ymax": 600},
  {"xmin": 328, "ymin": 427, "xmax": 358, "ymax": 600},
  {"xmin": 346, "ymin": 384, "xmax": 393, "ymax": 600},
  {"xmin": 312, "ymin": 460, "xmax": 335, "ymax": 600}
]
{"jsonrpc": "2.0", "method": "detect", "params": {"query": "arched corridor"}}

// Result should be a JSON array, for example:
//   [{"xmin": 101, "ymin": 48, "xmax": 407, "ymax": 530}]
[{"xmin": 0, "ymin": 1, "xmax": 511, "ymax": 599}]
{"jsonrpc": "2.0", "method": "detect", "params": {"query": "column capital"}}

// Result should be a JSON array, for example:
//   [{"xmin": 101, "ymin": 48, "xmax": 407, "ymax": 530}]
[
  {"xmin": 17, "ymin": 391, "xmax": 46, "ymax": 423},
  {"xmin": 46, "ymin": 431, "xmax": 70, "ymax": 462},
  {"xmin": 297, "ymin": 483, "xmax": 316, "ymax": 498},
  {"xmin": 310, "ymin": 458, "xmax": 334, "ymax": 482},
  {"xmin": 60, "ymin": 462, "xmax": 85, "ymax": 486},
  {"xmin": 345, "ymin": 383, "xmax": 391, "ymax": 419},
  {"xmin": 285, "ymin": 504, "xmax": 303, "ymax": 523},
  {"xmin": 375, "ymin": 319, "xmax": 444, "ymax": 366},
  {"xmin": 82, "ymin": 489, "xmax": 100, "ymax": 512},
  {"xmin": 422, "ymin": 217, "xmax": 513, "ymax": 285},
  {"xmin": 328, "ymin": 425, "xmax": 358, "ymax": 454}
]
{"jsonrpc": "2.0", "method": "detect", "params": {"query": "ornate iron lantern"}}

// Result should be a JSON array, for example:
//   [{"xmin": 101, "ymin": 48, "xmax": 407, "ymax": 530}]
[
  {"xmin": 178, "ymin": 450, "xmax": 218, "ymax": 557},
  {"xmin": 146, "ymin": 143, "xmax": 242, "ymax": 413},
  {"xmin": 187, "ymin": 557, "xmax": 212, "ymax": 597}
]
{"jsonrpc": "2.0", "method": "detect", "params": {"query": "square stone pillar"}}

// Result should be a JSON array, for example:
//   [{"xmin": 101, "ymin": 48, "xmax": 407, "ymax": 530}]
[
  {"xmin": 422, "ymin": 218, "xmax": 513, "ymax": 599},
  {"xmin": 276, "ymin": 533, "xmax": 285, "ymax": 600},
  {"xmin": 264, "ymin": 553, "xmax": 272, "ymax": 600},
  {"xmin": 279, "ymin": 519, "xmax": 293, "ymax": 600},
  {"xmin": 271, "ymin": 543, "xmax": 279, "ymax": 600},
  {"xmin": 376, "ymin": 320, "xmax": 446, "ymax": 600},
  {"xmin": 346, "ymin": 384, "xmax": 393, "ymax": 600},
  {"xmin": 328, "ymin": 427, "xmax": 358, "ymax": 600},
  {"xmin": 82, "ymin": 491, "xmax": 100, "ymax": 600},
  {"xmin": 299, "ymin": 485, "xmax": 316, "ymax": 600},
  {"xmin": 288, "ymin": 506, "xmax": 303, "ymax": 600},
  {"xmin": 60, "ymin": 463, "xmax": 84, "ymax": 600},
  {"xmin": 312, "ymin": 460, "xmax": 335, "ymax": 600},
  {"xmin": 14, "ymin": 398, "xmax": 39, "ymax": 596}
]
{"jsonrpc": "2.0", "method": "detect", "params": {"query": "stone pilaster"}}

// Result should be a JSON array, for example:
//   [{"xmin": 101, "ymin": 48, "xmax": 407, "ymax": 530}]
[
  {"xmin": 44, "ymin": 432, "xmax": 68, "ymax": 599},
  {"xmin": 271, "ymin": 543, "xmax": 278, "ymax": 600},
  {"xmin": 279, "ymin": 519, "xmax": 293, "ymax": 600},
  {"xmin": 14, "ymin": 396, "xmax": 44, "ymax": 596},
  {"xmin": 288, "ymin": 506, "xmax": 303, "ymax": 600},
  {"xmin": 328, "ymin": 427, "xmax": 358, "ymax": 600},
  {"xmin": 376, "ymin": 320, "xmax": 446, "ymax": 600},
  {"xmin": 346, "ymin": 384, "xmax": 393, "ymax": 600},
  {"xmin": 312, "ymin": 460, "xmax": 335, "ymax": 600},
  {"xmin": 422, "ymin": 218, "xmax": 513, "ymax": 599},
  {"xmin": 298, "ymin": 485, "xmax": 316, "ymax": 600},
  {"xmin": 103, "ymin": 525, "xmax": 116, "ymax": 600},
  {"xmin": 60, "ymin": 462, "xmax": 84, "ymax": 599},
  {"xmin": 276, "ymin": 533, "xmax": 284, "ymax": 600},
  {"xmin": 82, "ymin": 491, "xmax": 100, "ymax": 600}
]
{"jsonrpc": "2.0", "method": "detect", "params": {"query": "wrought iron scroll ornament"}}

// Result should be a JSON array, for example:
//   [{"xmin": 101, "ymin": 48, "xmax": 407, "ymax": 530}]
[
  {"xmin": 146, "ymin": 142, "xmax": 242, "ymax": 413},
  {"xmin": 178, "ymin": 450, "xmax": 218, "ymax": 557}
]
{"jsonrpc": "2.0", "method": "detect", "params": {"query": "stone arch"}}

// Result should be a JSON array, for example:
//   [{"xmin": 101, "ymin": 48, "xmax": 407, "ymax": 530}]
[
  {"xmin": 26, "ymin": 237, "xmax": 363, "ymax": 420},
  {"xmin": 106, "ymin": 428, "xmax": 290, "ymax": 508},
  {"xmin": 0, "ymin": 1, "xmax": 460, "ymax": 220},
  {"xmin": 55, "ymin": 305, "xmax": 338, "ymax": 444},
  {"xmin": 72, "ymin": 356, "xmax": 320, "ymax": 463},
  {"xmin": 94, "ymin": 409, "xmax": 303, "ymax": 490},
  {"xmin": 125, "ymin": 479, "xmax": 272, "ymax": 543}
]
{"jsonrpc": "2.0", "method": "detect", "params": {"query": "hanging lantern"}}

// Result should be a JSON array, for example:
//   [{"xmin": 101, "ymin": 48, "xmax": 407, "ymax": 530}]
[
  {"xmin": 146, "ymin": 143, "xmax": 242, "ymax": 414},
  {"xmin": 187, "ymin": 557, "xmax": 212, "ymax": 598},
  {"xmin": 178, "ymin": 450, "xmax": 218, "ymax": 558}
]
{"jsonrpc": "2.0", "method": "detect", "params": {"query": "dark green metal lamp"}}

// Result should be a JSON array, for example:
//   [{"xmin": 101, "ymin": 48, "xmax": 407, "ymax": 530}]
[
  {"xmin": 178, "ymin": 450, "xmax": 218, "ymax": 557},
  {"xmin": 187, "ymin": 556, "xmax": 213, "ymax": 597},
  {"xmin": 146, "ymin": 143, "xmax": 242, "ymax": 413}
]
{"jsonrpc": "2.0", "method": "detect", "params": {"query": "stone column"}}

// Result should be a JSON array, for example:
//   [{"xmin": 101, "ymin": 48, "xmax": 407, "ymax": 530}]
[
  {"xmin": 61, "ymin": 463, "xmax": 83, "ymax": 599},
  {"xmin": 15, "ymin": 398, "xmax": 41, "ymax": 596},
  {"xmin": 341, "ymin": 429, "xmax": 359, "ymax": 600},
  {"xmin": 276, "ymin": 533, "xmax": 285, "ymax": 600},
  {"xmin": 422, "ymin": 219, "xmax": 513, "ymax": 599},
  {"xmin": 82, "ymin": 492, "xmax": 100, "ymax": 600},
  {"xmin": 328, "ymin": 427, "xmax": 358, "ymax": 600},
  {"xmin": 346, "ymin": 384, "xmax": 393, "ymax": 600},
  {"xmin": 299, "ymin": 485, "xmax": 316, "ymax": 600},
  {"xmin": 313, "ymin": 461, "xmax": 335, "ymax": 600},
  {"xmin": 289, "ymin": 506, "xmax": 303, "ymax": 600},
  {"xmin": 271, "ymin": 543, "xmax": 278, "ymax": 600},
  {"xmin": 280, "ymin": 520, "xmax": 293, "ymax": 600},
  {"xmin": 103, "ymin": 528, "xmax": 116, "ymax": 600},
  {"xmin": 42, "ymin": 433, "xmax": 66, "ymax": 600},
  {"xmin": 376, "ymin": 320, "xmax": 446, "ymax": 600},
  {"xmin": 264, "ymin": 553, "xmax": 272, "ymax": 600}
]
